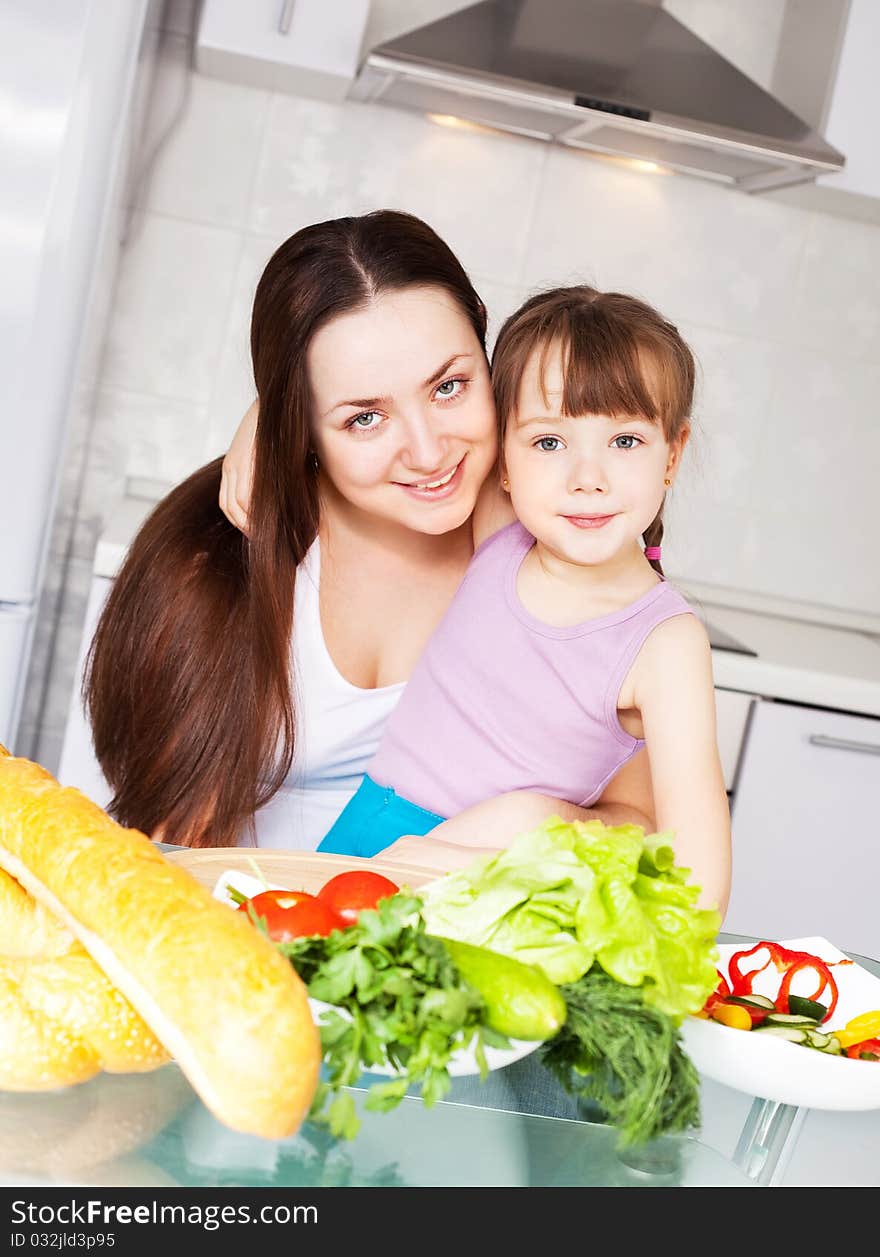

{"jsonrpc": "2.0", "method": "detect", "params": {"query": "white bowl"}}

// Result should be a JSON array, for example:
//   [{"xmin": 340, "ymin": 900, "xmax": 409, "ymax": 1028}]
[{"xmin": 681, "ymin": 936, "xmax": 880, "ymax": 1111}]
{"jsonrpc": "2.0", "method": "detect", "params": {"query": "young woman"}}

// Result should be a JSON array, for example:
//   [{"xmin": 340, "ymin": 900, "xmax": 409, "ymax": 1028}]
[{"xmin": 85, "ymin": 211, "xmax": 654, "ymax": 860}]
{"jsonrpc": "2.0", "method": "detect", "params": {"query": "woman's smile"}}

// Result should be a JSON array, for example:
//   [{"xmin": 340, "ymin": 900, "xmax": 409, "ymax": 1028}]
[{"xmin": 398, "ymin": 455, "xmax": 466, "ymax": 499}]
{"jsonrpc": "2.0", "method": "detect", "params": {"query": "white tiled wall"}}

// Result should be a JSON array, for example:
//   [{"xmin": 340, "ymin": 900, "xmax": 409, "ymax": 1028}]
[{"xmin": 22, "ymin": 0, "xmax": 880, "ymax": 770}]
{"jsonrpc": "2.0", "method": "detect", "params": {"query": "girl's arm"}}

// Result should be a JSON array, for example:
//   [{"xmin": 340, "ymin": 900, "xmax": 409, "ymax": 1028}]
[
  {"xmin": 219, "ymin": 399, "xmax": 259, "ymax": 533},
  {"xmin": 632, "ymin": 613, "xmax": 732, "ymax": 918}
]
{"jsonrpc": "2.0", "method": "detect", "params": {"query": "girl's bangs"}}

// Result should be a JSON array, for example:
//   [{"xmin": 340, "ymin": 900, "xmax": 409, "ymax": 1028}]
[{"xmin": 538, "ymin": 328, "xmax": 676, "ymax": 431}]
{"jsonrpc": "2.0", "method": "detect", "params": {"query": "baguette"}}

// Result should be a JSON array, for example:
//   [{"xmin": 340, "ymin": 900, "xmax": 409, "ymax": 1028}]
[
  {"xmin": 0, "ymin": 751, "xmax": 321, "ymax": 1139},
  {"xmin": 0, "ymin": 865, "xmax": 170, "ymax": 1088},
  {"xmin": 0, "ymin": 858, "xmax": 74, "ymax": 957}
]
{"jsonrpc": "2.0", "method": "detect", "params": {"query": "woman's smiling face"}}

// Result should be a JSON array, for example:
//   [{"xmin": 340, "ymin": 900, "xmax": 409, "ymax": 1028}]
[{"xmin": 308, "ymin": 285, "xmax": 497, "ymax": 536}]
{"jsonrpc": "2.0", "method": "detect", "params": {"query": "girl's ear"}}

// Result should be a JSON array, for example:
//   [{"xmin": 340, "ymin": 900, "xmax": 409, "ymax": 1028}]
[{"xmin": 666, "ymin": 422, "xmax": 691, "ymax": 477}]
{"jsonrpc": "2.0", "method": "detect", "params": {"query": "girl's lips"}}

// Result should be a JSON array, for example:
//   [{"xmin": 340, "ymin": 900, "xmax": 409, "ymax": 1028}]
[
  {"xmin": 563, "ymin": 513, "xmax": 616, "ymax": 529},
  {"xmin": 398, "ymin": 456, "xmax": 466, "ymax": 501}
]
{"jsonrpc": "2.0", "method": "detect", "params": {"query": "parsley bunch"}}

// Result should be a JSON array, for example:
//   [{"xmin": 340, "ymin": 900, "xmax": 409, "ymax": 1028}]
[{"xmin": 279, "ymin": 893, "xmax": 510, "ymax": 1139}]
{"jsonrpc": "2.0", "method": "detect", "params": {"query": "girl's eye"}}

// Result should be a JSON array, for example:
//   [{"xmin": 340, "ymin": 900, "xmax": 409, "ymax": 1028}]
[
  {"xmin": 347, "ymin": 411, "xmax": 383, "ymax": 431},
  {"xmin": 535, "ymin": 436, "xmax": 563, "ymax": 452},
  {"xmin": 435, "ymin": 376, "xmax": 467, "ymax": 401},
  {"xmin": 612, "ymin": 434, "xmax": 642, "ymax": 450}
]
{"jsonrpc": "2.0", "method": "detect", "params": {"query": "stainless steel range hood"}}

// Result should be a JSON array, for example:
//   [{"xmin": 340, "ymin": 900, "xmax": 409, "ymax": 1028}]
[{"xmin": 349, "ymin": 0, "xmax": 846, "ymax": 193}]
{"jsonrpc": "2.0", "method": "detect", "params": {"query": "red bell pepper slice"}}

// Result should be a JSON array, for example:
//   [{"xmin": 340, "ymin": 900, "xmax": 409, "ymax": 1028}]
[
  {"xmin": 700, "ymin": 968, "xmax": 732, "ymax": 1015},
  {"xmin": 727, "ymin": 941, "xmax": 842, "ymax": 1021},
  {"xmin": 844, "ymin": 1037, "xmax": 880, "ymax": 1061}
]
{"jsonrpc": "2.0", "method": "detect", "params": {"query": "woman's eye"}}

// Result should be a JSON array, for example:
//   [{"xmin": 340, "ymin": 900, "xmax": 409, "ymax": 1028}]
[
  {"xmin": 435, "ymin": 377, "xmax": 466, "ymax": 400},
  {"xmin": 612, "ymin": 434, "xmax": 642, "ymax": 449},
  {"xmin": 348, "ymin": 411, "xmax": 382, "ymax": 430},
  {"xmin": 536, "ymin": 436, "xmax": 563, "ymax": 452}
]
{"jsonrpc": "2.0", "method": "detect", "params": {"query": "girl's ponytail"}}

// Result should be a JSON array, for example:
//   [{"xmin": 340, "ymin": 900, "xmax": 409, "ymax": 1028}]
[{"xmin": 642, "ymin": 510, "xmax": 665, "ymax": 577}]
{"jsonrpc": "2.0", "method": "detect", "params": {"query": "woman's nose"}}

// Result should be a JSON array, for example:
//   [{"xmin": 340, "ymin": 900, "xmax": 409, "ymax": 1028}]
[{"xmin": 400, "ymin": 414, "xmax": 446, "ymax": 472}]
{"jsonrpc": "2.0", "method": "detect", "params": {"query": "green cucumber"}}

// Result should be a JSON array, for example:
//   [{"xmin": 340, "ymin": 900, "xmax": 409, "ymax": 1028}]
[
  {"xmin": 753, "ymin": 1025, "xmax": 810, "ymax": 1042},
  {"xmin": 437, "ymin": 937, "xmax": 567, "ymax": 1041},
  {"xmin": 787, "ymin": 994, "xmax": 829, "ymax": 1021},
  {"xmin": 726, "ymin": 994, "xmax": 775, "ymax": 1011},
  {"xmin": 764, "ymin": 1012, "xmax": 819, "ymax": 1027}
]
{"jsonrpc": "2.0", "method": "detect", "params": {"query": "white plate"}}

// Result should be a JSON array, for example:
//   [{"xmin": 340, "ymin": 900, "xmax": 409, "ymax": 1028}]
[
  {"xmin": 212, "ymin": 868, "xmax": 290, "ymax": 904},
  {"xmin": 309, "ymin": 999, "xmax": 540, "ymax": 1078},
  {"xmin": 681, "ymin": 936, "xmax": 880, "ymax": 1111},
  {"xmin": 212, "ymin": 870, "xmax": 542, "ymax": 1078}
]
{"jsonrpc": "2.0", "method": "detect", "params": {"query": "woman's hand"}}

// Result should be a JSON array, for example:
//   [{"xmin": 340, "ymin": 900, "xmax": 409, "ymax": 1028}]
[{"xmin": 219, "ymin": 399, "xmax": 259, "ymax": 533}]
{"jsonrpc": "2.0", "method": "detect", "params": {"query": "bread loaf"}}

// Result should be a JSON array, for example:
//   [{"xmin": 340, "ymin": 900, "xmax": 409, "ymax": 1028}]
[
  {"xmin": 0, "ymin": 865, "xmax": 170, "ymax": 1088},
  {"xmin": 0, "ymin": 751, "xmax": 321, "ymax": 1139},
  {"xmin": 0, "ymin": 858, "xmax": 74, "ymax": 957}
]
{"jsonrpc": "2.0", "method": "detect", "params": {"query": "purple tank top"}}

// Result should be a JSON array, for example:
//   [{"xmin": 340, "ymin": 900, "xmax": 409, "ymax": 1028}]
[{"xmin": 369, "ymin": 521, "xmax": 695, "ymax": 817}]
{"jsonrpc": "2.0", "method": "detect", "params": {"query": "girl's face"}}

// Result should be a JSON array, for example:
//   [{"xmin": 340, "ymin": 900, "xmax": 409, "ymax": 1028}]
[
  {"xmin": 308, "ymin": 286, "xmax": 497, "ymax": 537},
  {"xmin": 503, "ymin": 344, "xmax": 688, "ymax": 570}
]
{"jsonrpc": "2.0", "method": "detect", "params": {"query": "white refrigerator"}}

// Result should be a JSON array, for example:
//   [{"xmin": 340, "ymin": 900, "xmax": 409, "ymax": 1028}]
[{"xmin": 0, "ymin": 1, "xmax": 149, "ymax": 749}]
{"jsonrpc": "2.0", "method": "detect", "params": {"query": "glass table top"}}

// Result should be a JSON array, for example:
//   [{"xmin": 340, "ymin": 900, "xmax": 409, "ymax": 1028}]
[{"xmin": 3, "ymin": 935, "xmax": 876, "ymax": 1189}]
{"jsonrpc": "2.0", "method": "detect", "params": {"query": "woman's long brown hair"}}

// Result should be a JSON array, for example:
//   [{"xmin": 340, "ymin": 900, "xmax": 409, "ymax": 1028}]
[
  {"xmin": 84, "ymin": 210, "xmax": 488, "ymax": 846},
  {"xmin": 491, "ymin": 285, "xmax": 695, "ymax": 576}
]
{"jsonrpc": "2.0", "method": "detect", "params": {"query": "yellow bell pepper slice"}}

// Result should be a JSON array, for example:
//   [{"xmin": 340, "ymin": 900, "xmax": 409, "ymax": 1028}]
[
  {"xmin": 829, "ymin": 1009, "xmax": 880, "ymax": 1049},
  {"xmin": 711, "ymin": 1003, "xmax": 753, "ymax": 1031}
]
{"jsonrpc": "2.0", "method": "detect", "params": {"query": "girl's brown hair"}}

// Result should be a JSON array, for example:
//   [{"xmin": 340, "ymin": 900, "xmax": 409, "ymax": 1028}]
[
  {"xmin": 84, "ymin": 210, "xmax": 488, "ymax": 846},
  {"xmin": 491, "ymin": 285, "xmax": 694, "ymax": 575}
]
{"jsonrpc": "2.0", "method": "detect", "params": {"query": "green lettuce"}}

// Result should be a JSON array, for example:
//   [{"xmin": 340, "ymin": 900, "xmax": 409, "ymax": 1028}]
[{"xmin": 420, "ymin": 816, "xmax": 720, "ymax": 1021}]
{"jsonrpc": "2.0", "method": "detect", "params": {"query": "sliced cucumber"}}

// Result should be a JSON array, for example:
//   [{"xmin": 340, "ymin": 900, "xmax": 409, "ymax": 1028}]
[
  {"xmin": 726, "ymin": 994, "xmax": 775, "ymax": 1011},
  {"xmin": 753, "ymin": 1025, "xmax": 810, "ymax": 1043},
  {"xmin": 805, "ymin": 1030, "xmax": 833, "ymax": 1050},
  {"xmin": 764, "ymin": 1013, "xmax": 819, "ymax": 1027},
  {"xmin": 787, "ymin": 994, "xmax": 829, "ymax": 1021}
]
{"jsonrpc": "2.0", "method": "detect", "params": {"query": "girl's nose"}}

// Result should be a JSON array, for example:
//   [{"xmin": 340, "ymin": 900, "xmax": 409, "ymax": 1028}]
[
  {"xmin": 400, "ymin": 414, "xmax": 446, "ymax": 472},
  {"xmin": 568, "ymin": 454, "xmax": 608, "ymax": 494}
]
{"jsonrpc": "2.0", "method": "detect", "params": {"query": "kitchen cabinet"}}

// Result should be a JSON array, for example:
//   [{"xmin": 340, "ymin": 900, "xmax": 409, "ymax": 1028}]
[
  {"xmin": 714, "ymin": 686, "xmax": 755, "ymax": 794},
  {"xmin": 725, "ymin": 698, "xmax": 880, "ymax": 959},
  {"xmin": 196, "ymin": 0, "xmax": 369, "ymax": 100}
]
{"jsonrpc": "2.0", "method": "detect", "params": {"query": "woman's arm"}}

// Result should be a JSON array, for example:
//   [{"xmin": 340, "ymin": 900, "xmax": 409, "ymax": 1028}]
[
  {"xmin": 634, "ymin": 614, "xmax": 732, "ymax": 918},
  {"xmin": 219, "ymin": 399, "xmax": 259, "ymax": 533},
  {"xmin": 381, "ymin": 752, "xmax": 656, "ymax": 869}
]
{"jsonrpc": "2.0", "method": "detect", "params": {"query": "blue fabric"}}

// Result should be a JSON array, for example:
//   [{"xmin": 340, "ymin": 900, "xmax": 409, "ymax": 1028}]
[{"xmin": 317, "ymin": 774, "xmax": 445, "ymax": 858}]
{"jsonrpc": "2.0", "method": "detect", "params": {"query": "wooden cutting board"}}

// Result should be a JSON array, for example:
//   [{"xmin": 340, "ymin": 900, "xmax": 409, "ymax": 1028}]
[{"xmin": 163, "ymin": 847, "xmax": 444, "ymax": 896}]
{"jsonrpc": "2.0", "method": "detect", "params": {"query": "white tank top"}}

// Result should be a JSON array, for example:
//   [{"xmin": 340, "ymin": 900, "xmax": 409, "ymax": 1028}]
[{"xmin": 250, "ymin": 539, "xmax": 405, "ymax": 849}]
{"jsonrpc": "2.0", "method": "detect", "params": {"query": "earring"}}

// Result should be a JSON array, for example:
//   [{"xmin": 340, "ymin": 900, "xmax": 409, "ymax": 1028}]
[
  {"xmin": 664, "ymin": 477, "xmax": 671, "ymax": 487},
  {"xmin": 502, "ymin": 477, "xmax": 510, "ymax": 490},
  {"xmin": 310, "ymin": 451, "xmax": 319, "ymax": 472}
]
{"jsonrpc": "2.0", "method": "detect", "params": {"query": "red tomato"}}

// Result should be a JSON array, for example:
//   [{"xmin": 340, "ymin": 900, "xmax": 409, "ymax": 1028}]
[
  {"xmin": 238, "ymin": 888, "xmax": 343, "ymax": 941},
  {"xmin": 317, "ymin": 870, "xmax": 400, "ymax": 925}
]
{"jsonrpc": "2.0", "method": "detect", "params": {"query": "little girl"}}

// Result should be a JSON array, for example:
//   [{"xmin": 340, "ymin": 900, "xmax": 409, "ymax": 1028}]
[{"xmin": 317, "ymin": 285, "xmax": 731, "ymax": 914}]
